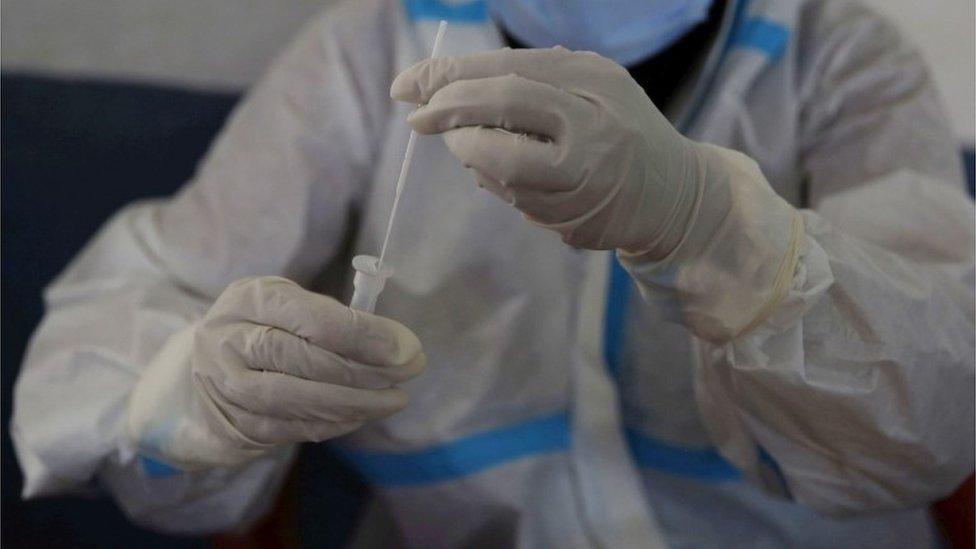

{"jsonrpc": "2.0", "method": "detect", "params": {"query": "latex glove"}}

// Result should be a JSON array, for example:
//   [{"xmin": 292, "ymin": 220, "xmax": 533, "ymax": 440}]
[
  {"xmin": 392, "ymin": 47, "xmax": 802, "ymax": 342},
  {"xmin": 127, "ymin": 276, "xmax": 425, "ymax": 469},
  {"xmin": 391, "ymin": 46, "xmax": 718, "ymax": 259}
]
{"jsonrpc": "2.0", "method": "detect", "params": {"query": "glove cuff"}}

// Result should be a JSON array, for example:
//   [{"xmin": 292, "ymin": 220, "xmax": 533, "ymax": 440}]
[
  {"xmin": 125, "ymin": 323, "xmax": 270, "ymax": 471},
  {"xmin": 618, "ymin": 143, "xmax": 804, "ymax": 343}
]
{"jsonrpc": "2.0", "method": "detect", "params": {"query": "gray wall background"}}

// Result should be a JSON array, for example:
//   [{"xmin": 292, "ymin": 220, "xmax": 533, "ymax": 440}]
[
  {"xmin": 2, "ymin": 0, "xmax": 972, "ymax": 142},
  {"xmin": 1, "ymin": 0, "xmax": 330, "ymax": 91}
]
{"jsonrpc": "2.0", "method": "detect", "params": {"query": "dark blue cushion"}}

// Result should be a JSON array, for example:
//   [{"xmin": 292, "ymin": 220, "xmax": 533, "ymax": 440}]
[{"xmin": 1, "ymin": 73, "xmax": 366, "ymax": 548}]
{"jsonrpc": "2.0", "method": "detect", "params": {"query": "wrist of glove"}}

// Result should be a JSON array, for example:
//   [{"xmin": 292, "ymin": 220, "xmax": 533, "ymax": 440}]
[
  {"xmin": 126, "ymin": 276, "xmax": 426, "ymax": 470},
  {"xmin": 619, "ymin": 144, "xmax": 804, "ymax": 343}
]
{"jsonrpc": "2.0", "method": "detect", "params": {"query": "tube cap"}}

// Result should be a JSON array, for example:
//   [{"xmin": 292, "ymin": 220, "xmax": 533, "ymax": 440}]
[{"xmin": 350, "ymin": 255, "xmax": 394, "ymax": 313}]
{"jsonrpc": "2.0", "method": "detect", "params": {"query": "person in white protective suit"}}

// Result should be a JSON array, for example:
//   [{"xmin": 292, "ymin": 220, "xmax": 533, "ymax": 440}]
[{"xmin": 11, "ymin": 0, "xmax": 975, "ymax": 546}]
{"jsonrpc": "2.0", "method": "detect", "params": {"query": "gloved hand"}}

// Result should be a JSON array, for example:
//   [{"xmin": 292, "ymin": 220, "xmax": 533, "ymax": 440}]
[
  {"xmin": 391, "ymin": 46, "xmax": 723, "ymax": 259},
  {"xmin": 392, "ymin": 47, "xmax": 803, "ymax": 343},
  {"xmin": 127, "ymin": 276, "xmax": 425, "ymax": 469}
]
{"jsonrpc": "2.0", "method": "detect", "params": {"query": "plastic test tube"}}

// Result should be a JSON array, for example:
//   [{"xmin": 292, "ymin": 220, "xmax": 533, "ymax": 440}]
[
  {"xmin": 349, "ymin": 255, "xmax": 394, "ymax": 313},
  {"xmin": 349, "ymin": 20, "xmax": 448, "ymax": 313}
]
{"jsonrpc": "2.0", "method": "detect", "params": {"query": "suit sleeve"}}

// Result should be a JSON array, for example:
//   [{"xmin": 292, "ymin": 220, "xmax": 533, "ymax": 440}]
[
  {"xmin": 624, "ymin": 1, "xmax": 974, "ymax": 515},
  {"xmin": 11, "ymin": 2, "xmax": 393, "ymax": 534},
  {"xmin": 698, "ymin": 3, "xmax": 973, "ymax": 515}
]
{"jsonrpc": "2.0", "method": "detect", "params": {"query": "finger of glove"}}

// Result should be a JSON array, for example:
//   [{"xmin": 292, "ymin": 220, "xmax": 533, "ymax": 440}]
[
  {"xmin": 392, "ymin": 47, "xmax": 586, "ymax": 105},
  {"xmin": 199, "ymin": 367, "xmax": 410, "ymax": 423},
  {"xmin": 472, "ymin": 168, "xmax": 598, "ymax": 228},
  {"xmin": 205, "ymin": 391, "xmax": 369, "ymax": 445},
  {"xmin": 216, "ymin": 277, "xmax": 422, "ymax": 369},
  {"xmin": 472, "ymin": 171, "xmax": 516, "ymax": 205},
  {"xmin": 485, "ymin": 178, "xmax": 574, "ymax": 225},
  {"xmin": 242, "ymin": 324, "xmax": 426, "ymax": 388},
  {"xmin": 407, "ymin": 75, "xmax": 581, "ymax": 141},
  {"xmin": 442, "ymin": 126, "xmax": 567, "ymax": 191}
]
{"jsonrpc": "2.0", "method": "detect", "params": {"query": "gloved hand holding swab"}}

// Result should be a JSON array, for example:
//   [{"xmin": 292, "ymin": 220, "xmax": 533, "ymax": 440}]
[{"xmin": 350, "ymin": 20, "xmax": 448, "ymax": 313}]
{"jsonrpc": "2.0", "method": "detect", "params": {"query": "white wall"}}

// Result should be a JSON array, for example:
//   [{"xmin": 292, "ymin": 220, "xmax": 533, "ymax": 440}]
[
  {"xmin": 2, "ymin": 0, "xmax": 973, "ymax": 141},
  {"xmin": 0, "ymin": 0, "xmax": 329, "ymax": 91}
]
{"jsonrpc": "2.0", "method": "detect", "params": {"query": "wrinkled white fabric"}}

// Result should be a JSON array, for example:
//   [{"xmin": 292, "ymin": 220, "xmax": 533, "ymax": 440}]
[
  {"xmin": 10, "ymin": 0, "xmax": 974, "ymax": 545},
  {"xmin": 127, "ymin": 276, "xmax": 425, "ymax": 470}
]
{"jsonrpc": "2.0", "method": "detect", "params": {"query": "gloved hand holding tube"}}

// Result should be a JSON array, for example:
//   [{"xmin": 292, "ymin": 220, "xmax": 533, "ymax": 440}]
[
  {"xmin": 126, "ymin": 276, "xmax": 426, "ymax": 470},
  {"xmin": 391, "ymin": 47, "xmax": 803, "ymax": 342},
  {"xmin": 124, "ymin": 24, "xmax": 456, "ymax": 472}
]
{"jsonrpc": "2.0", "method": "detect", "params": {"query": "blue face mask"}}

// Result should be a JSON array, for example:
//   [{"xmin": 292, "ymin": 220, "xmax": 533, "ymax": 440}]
[{"xmin": 487, "ymin": 0, "xmax": 714, "ymax": 67}]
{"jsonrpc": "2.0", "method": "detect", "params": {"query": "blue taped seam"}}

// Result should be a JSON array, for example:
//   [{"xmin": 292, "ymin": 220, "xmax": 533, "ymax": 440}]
[
  {"xmin": 139, "ymin": 455, "xmax": 181, "ymax": 478},
  {"xmin": 334, "ymin": 412, "xmax": 570, "ymax": 486},
  {"xmin": 602, "ymin": 257, "xmax": 741, "ymax": 482},
  {"xmin": 626, "ymin": 429, "xmax": 741, "ymax": 481},
  {"xmin": 730, "ymin": 16, "xmax": 789, "ymax": 59},
  {"xmin": 599, "ymin": 0, "xmax": 789, "ymax": 485},
  {"xmin": 402, "ymin": 0, "xmax": 487, "ymax": 22},
  {"xmin": 603, "ymin": 255, "xmax": 632, "ymax": 381}
]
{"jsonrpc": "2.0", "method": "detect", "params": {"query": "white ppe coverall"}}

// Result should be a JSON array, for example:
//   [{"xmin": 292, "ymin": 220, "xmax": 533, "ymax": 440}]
[{"xmin": 11, "ymin": 0, "xmax": 975, "ymax": 547}]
